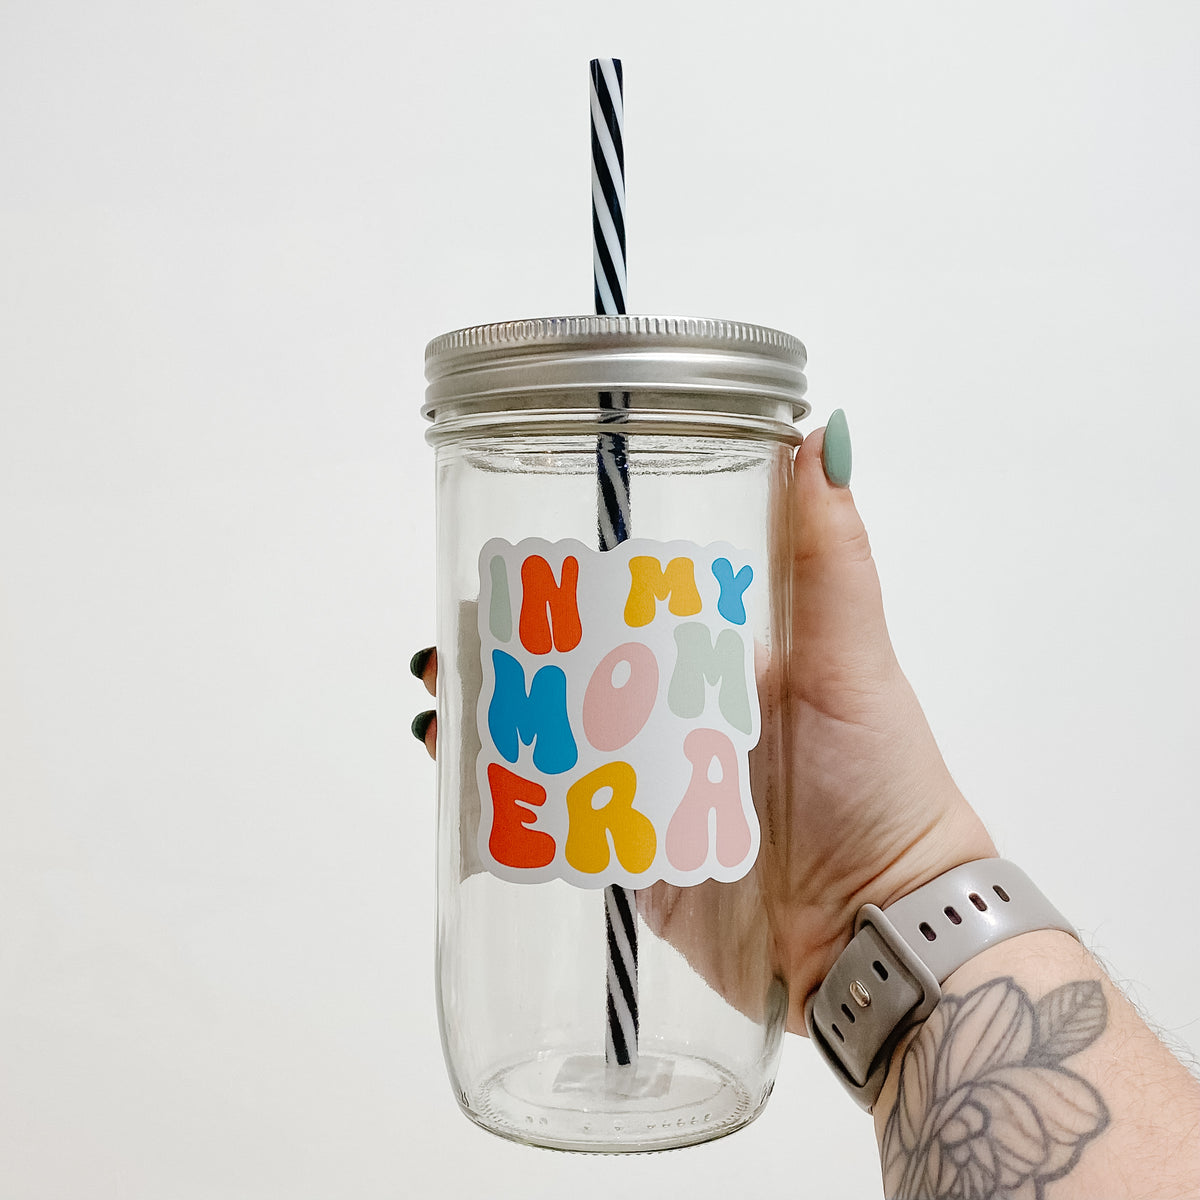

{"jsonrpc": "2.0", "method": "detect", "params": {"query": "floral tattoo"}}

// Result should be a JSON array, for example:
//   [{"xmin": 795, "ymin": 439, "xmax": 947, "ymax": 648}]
[{"xmin": 880, "ymin": 976, "xmax": 1109, "ymax": 1199}]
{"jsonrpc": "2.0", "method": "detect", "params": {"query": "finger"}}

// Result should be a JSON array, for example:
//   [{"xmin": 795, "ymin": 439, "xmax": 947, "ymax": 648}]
[
  {"xmin": 411, "ymin": 709, "xmax": 437, "ymax": 759},
  {"xmin": 410, "ymin": 647, "xmax": 438, "ymax": 697},
  {"xmin": 793, "ymin": 417, "xmax": 867, "ymax": 565},
  {"xmin": 791, "ymin": 414, "xmax": 898, "ymax": 698}
]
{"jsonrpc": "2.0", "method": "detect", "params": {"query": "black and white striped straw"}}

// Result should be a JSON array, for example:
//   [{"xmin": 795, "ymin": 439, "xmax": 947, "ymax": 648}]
[
  {"xmin": 590, "ymin": 56, "xmax": 638, "ymax": 1070},
  {"xmin": 591, "ymin": 58, "xmax": 628, "ymax": 320}
]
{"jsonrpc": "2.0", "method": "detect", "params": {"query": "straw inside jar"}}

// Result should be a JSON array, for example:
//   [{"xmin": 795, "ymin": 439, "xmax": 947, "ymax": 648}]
[{"xmin": 590, "ymin": 56, "xmax": 638, "ymax": 1072}]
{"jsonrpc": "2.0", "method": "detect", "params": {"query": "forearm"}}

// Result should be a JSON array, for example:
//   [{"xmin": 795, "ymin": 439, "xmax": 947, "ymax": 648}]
[{"xmin": 872, "ymin": 930, "xmax": 1200, "ymax": 1199}]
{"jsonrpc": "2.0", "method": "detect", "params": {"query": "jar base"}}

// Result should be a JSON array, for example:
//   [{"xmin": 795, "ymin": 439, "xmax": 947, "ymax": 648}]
[{"xmin": 464, "ymin": 1049, "xmax": 768, "ymax": 1153}]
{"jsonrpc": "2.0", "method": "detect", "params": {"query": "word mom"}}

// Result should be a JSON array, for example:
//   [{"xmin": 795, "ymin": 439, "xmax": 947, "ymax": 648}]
[{"xmin": 476, "ymin": 537, "xmax": 763, "ymax": 889}]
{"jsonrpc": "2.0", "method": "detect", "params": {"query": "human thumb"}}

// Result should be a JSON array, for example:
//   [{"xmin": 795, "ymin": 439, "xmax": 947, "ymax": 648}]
[{"xmin": 790, "ymin": 412, "xmax": 899, "ymax": 708}]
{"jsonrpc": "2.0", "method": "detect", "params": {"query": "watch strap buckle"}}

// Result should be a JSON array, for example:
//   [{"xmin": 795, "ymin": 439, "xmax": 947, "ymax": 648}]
[{"xmin": 804, "ymin": 904, "xmax": 942, "ymax": 1111}]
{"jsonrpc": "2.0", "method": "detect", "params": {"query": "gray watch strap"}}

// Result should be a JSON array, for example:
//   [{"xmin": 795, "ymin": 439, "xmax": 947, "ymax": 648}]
[{"xmin": 803, "ymin": 859, "xmax": 1077, "ymax": 1111}]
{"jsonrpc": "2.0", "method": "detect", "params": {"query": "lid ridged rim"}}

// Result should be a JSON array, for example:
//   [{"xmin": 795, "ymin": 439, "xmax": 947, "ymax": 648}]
[
  {"xmin": 423, "ymin": 315, "xmax": 809, "ymax": 426},
  {"xmin": 424, "ymin": 314, "xmax": 807, "ymax": 372}
]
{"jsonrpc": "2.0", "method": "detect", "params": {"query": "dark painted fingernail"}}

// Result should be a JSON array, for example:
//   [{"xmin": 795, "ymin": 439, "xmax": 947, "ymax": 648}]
[
  {"xmin": 410, "ymin": 647, "xmax": 435, "ymax": 679},
  {"xmin": 821, "ymin": 408, "xmax": 852, "ymax": 488},
  {"xmin": 411, "ymin": 710, "xmax": 435, "ymax": 743}
]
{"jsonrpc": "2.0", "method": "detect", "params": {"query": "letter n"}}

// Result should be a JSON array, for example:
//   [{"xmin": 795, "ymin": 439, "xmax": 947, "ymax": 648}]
[{"xmin": 519, "ymin": 555, "xmax": 582, "ymax": 654}]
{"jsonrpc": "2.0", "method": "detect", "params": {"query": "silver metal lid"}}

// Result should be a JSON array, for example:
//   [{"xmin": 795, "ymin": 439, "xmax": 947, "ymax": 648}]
[{"xmin": 422, "ymin": 315, "xmax": 809, "ymax": 425}]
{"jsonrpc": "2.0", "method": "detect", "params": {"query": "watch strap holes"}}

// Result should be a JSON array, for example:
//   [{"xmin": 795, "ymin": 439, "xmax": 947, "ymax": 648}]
[
  {"xmin": 993, "ymin": 884, "xmax": 1011, "ymax": 902},
  {"xmin": 872, "ymin": 960, "xmax": 888, "ymax": 981},
  {"xmin": 969, "ymin": 892, "xmax": 988, "ymax": 911},
  {"xmin": 831, "ymin": 1022, "xmax": 845, "ymax": 1042},
  {"xmin": 840, "ymin": 1003, "xmax": 856, "ymax": 1024},
  {"xmin": 944, "ymin": 906, "xmax": 962, "ymax": 925},
  {"xmin": 919, "ymin": 921, "xmax": 936, "ymax": 941}
]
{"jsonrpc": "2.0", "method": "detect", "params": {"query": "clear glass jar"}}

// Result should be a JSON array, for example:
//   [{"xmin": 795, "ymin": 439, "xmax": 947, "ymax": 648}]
[{"xmin": 424, "ymin": 316, "xmax": 808, "ymax": 1152}]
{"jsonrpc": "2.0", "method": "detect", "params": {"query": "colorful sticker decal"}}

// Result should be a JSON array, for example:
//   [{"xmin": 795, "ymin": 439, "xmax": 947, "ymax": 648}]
[{"xmin": 475, "ymin": 537, "xmax": 762, "ymax": 889}]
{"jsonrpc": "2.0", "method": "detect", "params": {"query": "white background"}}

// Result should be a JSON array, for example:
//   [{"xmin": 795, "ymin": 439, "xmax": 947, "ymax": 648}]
[{"xmin": 2, "ymin": 2, "xmax": 1197, "ymax": 1197}]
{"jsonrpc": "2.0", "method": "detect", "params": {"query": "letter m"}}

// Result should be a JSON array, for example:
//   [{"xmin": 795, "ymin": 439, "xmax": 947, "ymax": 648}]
[
  {"xmin": 667, "ymin": 624, "xmax": 753, "ymax": 735},
  {"xmin": 624, "ymin": 556, "xmax": 702, "ymax": 627},
  {"xmin": 487, "ymin": 649, "xmax": 578, "ymax": 775}
]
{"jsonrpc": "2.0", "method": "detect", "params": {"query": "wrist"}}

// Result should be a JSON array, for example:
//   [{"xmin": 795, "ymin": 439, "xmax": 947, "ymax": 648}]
[
  {"xmin": 804, "ymin": 858, "xmax": 1075, "ymax": 1110},
  {"xmin": 793, "ymin": 795, "xmax": 998, "ymax": 1011}
]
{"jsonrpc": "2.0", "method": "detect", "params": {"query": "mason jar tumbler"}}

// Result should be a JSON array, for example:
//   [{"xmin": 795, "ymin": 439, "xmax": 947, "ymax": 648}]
[{"xmin": 423, "ymin": 315, "xmax": 809, "ymax": 1151}]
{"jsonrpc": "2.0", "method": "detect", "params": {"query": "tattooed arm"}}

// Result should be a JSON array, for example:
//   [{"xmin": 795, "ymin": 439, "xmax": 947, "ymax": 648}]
[
  {"xmin": 776, "ymin": 428, "xmax": 1200, "ymax": 1196},
  {"xmin": 874, "ymin": 930, "xmax": 1200, "ymax": 1200}
]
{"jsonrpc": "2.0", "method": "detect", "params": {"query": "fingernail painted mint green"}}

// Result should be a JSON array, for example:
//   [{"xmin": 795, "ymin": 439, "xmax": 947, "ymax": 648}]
[{"xmin": 822, "ymin": 408, "xmax": 852, "ymax": 487}]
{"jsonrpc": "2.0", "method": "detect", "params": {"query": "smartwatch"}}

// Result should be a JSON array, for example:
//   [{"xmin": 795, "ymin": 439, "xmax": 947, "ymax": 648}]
[{"xmin": 803, "ymin": 858, "xmax": 1078, "ymax": 1111}]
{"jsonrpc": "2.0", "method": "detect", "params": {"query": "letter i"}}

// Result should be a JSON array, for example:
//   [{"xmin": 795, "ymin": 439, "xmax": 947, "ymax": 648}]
[{"xmin": 489, "ymin": 555, "xmax": 512, "ymax": 642}]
